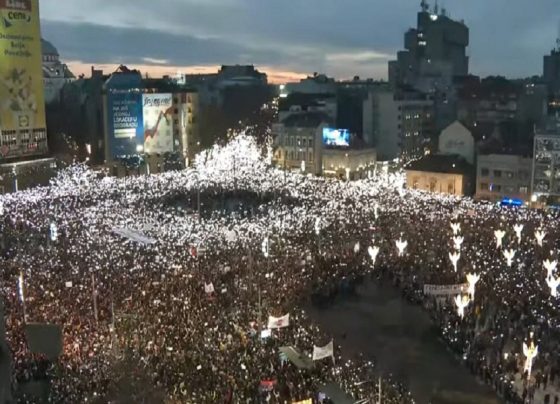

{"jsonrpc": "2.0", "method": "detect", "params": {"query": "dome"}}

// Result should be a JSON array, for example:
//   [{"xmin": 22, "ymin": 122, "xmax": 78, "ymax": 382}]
[{"xmin": 41, "ymin": 38, "xmax": 59, "ymax": 57}]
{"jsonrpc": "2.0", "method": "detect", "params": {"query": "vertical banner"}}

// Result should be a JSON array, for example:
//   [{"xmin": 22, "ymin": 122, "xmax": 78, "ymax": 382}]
[
  {"xmin": 142, "ymin": 93, "xmax": 173, "ymax": 154},
  {"xmin": 0, "ymin": 0, "xmax": 46, "ymax": 139},
  {"xmin": 107, "ymin": 91, "xmax": 143, "ymax": 157}
]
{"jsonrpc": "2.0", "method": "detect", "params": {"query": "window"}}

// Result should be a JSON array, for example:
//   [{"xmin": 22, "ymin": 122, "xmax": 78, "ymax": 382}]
[
  {"xmin": 519, "ymin": 186, "xmax": 528, "ymax": 194},
  {"xmin": 308, "ymin": 138, "xmax": 313, "ymax": 147},
  {"xmin": 480, "ymin": 168, "xmax": 489, "ymax": 177},
  {"xmin": 480, "ymin": 182, "xmax": 488, "ymax": 191},
  {"xmin": 493, "ymin": 170, "xmax": 502, "ymax": 178},
  {"xmin": 447, "ymin": 182, "xmax": 454, "ymax": 194},
  {"xmin": 492, "ymin": 185, "xmax": 502, "ymax": 192},
  {"xmin": 429, "ymin": 179, "xmax": 437, "ymax": 192},
  {"xmin": 505, "ymin": 171, "xmax": 514, "ymax": 179}
]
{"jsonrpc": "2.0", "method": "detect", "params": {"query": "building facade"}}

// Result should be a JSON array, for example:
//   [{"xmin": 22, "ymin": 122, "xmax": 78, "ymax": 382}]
[
  {"xmin": 389, "ymin": 1, "xmax": 469, "ymax": 89},
  {"xmin": 438, "ymin": 121, "xmax": 475, "ymax": 164},
  {"xmin": 363, "ymin": 89, "xmax": 434, "ymax": 161},
  {"xmin": 405, "ymin": 154, "xmax": 473, "ymax": 196},
  {"xmin": 42, "ymin": 39, "xmax": 75, "ymax": 104},
  {"xmin": 101, "ymin": 66, "xmax": 199, "ymax": 175},
  {"xmin": 532, "ymin": 132, "xmax": 560, "ymax": 202},
  {"xmin": 322, "ymin": 148, "xmax": 377, "ymax": 180},
  {"xmin": 476, "ymin": 154, "xmax": 532, "ymax": 202},
  {"xmin": 272, "ymin": 112, "xmax": 328, "ymax": 175},
  {"xmin": 0, "ymin": 0, "xmax": 48, "ymax": 162}
]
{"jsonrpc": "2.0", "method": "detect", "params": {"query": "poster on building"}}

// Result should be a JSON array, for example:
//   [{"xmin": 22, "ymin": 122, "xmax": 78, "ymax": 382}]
[
  {"xmin": 107, "ymin": 91, "xmax": 143, "ymax": 157},
  {"xmin": 142, "ymin": 93, "xmax": 173, "ymax": 154},
  {"xmin": 0, "ymin": 0, "xmax": 46, "ymax": 133}
]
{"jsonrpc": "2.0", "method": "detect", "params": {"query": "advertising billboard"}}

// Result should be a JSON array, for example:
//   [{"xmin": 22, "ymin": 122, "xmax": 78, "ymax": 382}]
[
  {"xmin": 322, "ymin": 128, "xmax": 350, "ymax": 147},
  {"xmin": 142, "ymin": 93, "xmax": 173, "ymax": 154},
  {"xmin": 0, "ymin": 0, "xmax": 46, "ymax": 141},
  {"xmin": 107, "ymin": 91, "xmax": 143, "ymax": 157}
]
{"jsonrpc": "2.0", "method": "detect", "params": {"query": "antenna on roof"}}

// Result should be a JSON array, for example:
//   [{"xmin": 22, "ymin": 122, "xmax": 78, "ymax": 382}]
[
  {"xmin": 441, "ymin": 0, "xmax": 447, "ymax": 17},
  {"xmin": 421, "ymin": 0, "xmax": 429, "ymax": 12},
  {"xmin": 434, "ymin": 0, "xmax": 439, "ymax": 15}
]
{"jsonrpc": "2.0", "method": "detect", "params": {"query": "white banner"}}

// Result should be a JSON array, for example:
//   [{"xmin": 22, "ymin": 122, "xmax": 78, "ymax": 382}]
[
  {"xmin": 423, "ymin": 283, "xmax": 468, "ymax": 296},
  {"xmin": 312, "ymin": 340, "xmax": 334, "ymax": 361},
  {"xmin": 267, "ymin": 314, "xmax": 290, "ymax": 329},
  {"xmin": 112, "ymin": 228, "xmax": 156, "ymax": 245}
]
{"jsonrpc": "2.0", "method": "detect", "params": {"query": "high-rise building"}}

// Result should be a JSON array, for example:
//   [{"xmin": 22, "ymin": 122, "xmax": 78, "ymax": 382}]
[
  {"xmin": 0, "ymin": 0, "xmax": 48, "ymax": 161},
  {"xmin": 389, "ymin": 1, "xmax": 469, "ymax": 90},
  {"xmin": 362, "ymin": 88, "xmax": 434, "ymax": 161}
]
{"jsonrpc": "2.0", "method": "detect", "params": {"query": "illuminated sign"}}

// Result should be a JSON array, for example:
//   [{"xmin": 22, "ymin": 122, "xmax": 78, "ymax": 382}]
[
  {"xmin": 107, "ymin": 91, "xmax": 143, "ymax": 157},
  {"xmin": 142, "ymin": 93, "xmax": 173, "ymax": 154},
  {"xmin": 0, "ymin": 0, "xmax": 45, "ymax": 136}
]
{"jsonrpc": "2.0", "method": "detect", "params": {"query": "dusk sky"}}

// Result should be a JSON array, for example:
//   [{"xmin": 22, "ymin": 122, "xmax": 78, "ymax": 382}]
[{"xmin": 40, "ymin": 0, "xmax": 559, "ymax": 83}]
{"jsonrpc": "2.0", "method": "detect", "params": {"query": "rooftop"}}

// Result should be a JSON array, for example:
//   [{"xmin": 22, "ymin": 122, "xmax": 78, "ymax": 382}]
[
  {"xmin": 406, "ymin": 154, "xmax": 472, "ymax": 174},
  {"xmin": 41, "ymin": 38, "xmax": 59, "ymax": 56},
  {"xmin": 282, "ymin": 111, "xmax": 333, "ymax": 128}
]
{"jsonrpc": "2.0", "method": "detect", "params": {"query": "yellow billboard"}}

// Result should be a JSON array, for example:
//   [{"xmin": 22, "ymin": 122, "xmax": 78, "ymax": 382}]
[{"xmin": 0, "ymin": 0, "xmax": 46, "ymax": 134}]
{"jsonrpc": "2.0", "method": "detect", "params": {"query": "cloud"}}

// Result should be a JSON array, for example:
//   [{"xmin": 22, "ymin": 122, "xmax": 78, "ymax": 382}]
[
  {"xmin": 142, "ymin": 57, "xmax": 170, "ymax": 65},
  {"xmin": 39, "ymin": 0, "xmax": 560, "ymax": 80}
]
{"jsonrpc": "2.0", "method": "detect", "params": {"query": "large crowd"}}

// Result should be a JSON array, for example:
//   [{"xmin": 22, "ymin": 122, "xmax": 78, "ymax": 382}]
[{"xmin": 1, "ymin": 134, "xmax": 560, "ymax": 403}]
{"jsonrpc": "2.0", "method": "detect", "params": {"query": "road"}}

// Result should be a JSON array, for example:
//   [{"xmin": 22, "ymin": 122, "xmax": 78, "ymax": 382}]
[{"xmin": 307, "ymin": 279, "xmax": 503, "ymax": 404}]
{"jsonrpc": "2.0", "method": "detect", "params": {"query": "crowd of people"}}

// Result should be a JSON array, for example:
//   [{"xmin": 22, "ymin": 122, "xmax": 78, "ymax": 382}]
[{"xmin": 1, "ymin": 134, "xmax": 560, "ymax": 403}]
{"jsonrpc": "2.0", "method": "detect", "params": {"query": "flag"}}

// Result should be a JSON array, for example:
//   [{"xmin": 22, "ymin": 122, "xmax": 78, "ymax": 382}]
[
  {"xmin": 267, "ymin": 314, "xmax": 289, "ymax": 329},
  {"xmin": 189, "ymin": 246, "xmax": 197, "ymax": 258},
  {"xmin": 312, "ymin": 340, "xmax": 334, "ymax": 361},
  {"xmin": 204, "ymin": 283, "xmax": 215, "ymax": 294},
  {"xmin": 261, "ymin": 329, "xmax": 272, "ymax": 339},
  {"xmin": 259, "ymin": 380, "xmax": 276, "ymax": 392}
]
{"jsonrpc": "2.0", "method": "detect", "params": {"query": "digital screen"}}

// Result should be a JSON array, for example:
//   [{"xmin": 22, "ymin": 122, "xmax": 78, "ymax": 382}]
[
  {"xmin": 107, "ymin": 91, "xmax": 143, "ymax": 157},
  {"xmin": 323, "ymin": 128, "xmax": 350, "ymax": 147}
]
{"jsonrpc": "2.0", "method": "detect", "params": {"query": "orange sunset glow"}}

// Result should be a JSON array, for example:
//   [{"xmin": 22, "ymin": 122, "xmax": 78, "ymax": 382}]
[{"xmin": 66, "ymin": 61, "xmax": 308, "ymax": 84}]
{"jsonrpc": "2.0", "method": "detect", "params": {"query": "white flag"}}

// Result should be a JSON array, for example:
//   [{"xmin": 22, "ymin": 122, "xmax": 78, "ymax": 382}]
[
  {"xmin": 313, "ymin": 340, "xmax": 334, "ymax": 361},
  {"xmin": 267, "ymin": 314, "xmax": 290, "ymax": 329},
  {"xmin": 204, "ymin": 283, "xmax": 215, "ymax": 294}
]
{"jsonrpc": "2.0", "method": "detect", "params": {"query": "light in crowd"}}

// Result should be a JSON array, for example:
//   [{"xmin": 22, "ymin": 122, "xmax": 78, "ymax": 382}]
[
  {"xmin": 453, "ymin": 236, "xmax": 464, "ymax": 251},
  {"xmin": 546, "ymin": 275, "xmax": 560, "ymax": 297},
  {"xmin": 494, "ymin": 230, "xmax": 506, "ymax": 249},
  {"xmin": 466, "ymin": 273, "xmax": 480, "ymax": 300},
  {"xmin": 544, "ymin": 259, "xmax": 558, "ymax": 278},
  {"xmin": 503, "ymin": 249, "xmax": 516, "ymax": 267},
  {"xmin": 262, "ymin": 236, "xmax": 269, "ymax": 258},
  {"xmin": 513, "ymin": 224, "xmax": 524, "ymax": 244},
  {"xmin": 368, "ymin": 246, "xmax": 380, "ymax": 266},
  {"xmin": 395, "ymin": 238, "xmax": 407, "ymax": 257},
  {"xmin": 523, "ymin": 340, "xmax": 538, "ymax": 380},
  {"xmin": 454, "ymin": 294, "xmax": 470, "ymax": 319},
  {"xmin": 449, "ymin": 251, "xmax": 460, "ymax": 273},
  {"xmin": 535, "ymin": 230, "xmax": 546, "ymax": 247},
  {"xmin": 314, "ymin": 218, "xmax": 321, "ymax": 236},
  {"xmin": 354, "ymin": 242, "xmax": 360, "ymax": 253},
  {"xmin": 50, "ymin": 222, "xmax": 58, "ymax": 242},
  {"xmin": 450, "ymin": 222, "xmax": 461, "ymax": 235}
]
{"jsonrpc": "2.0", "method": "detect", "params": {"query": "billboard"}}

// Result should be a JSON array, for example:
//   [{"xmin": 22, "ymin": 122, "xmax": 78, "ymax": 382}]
[
  {"xmin": 142, "ymin": 93, "xmax": 173, "ymax": 154},
  {"xmin": 107, "ymin": 91, "xmax": 143, "ymax": 157},
  {"xmin": 323, "ymin": 128, "xmax": 350, "ymax": 147},
  {"xmin": 0, "ymin": 0, "xmax": 46, "ymax": 135}
]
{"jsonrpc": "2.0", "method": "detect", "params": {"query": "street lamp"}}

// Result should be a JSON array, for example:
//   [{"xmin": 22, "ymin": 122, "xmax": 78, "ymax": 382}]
[
  {"xmin": 494, "ymin": 230, "xmax": 505, "ymax": 249},
  {"xmin": 523, "ymin": 337, "xmax": 538, "ymax": 381}
]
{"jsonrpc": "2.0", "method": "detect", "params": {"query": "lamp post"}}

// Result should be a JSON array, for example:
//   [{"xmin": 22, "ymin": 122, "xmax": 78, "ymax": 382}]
[{"xmin": 523, "ymin": 337, "xmax": 538, "ymax": 381}]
